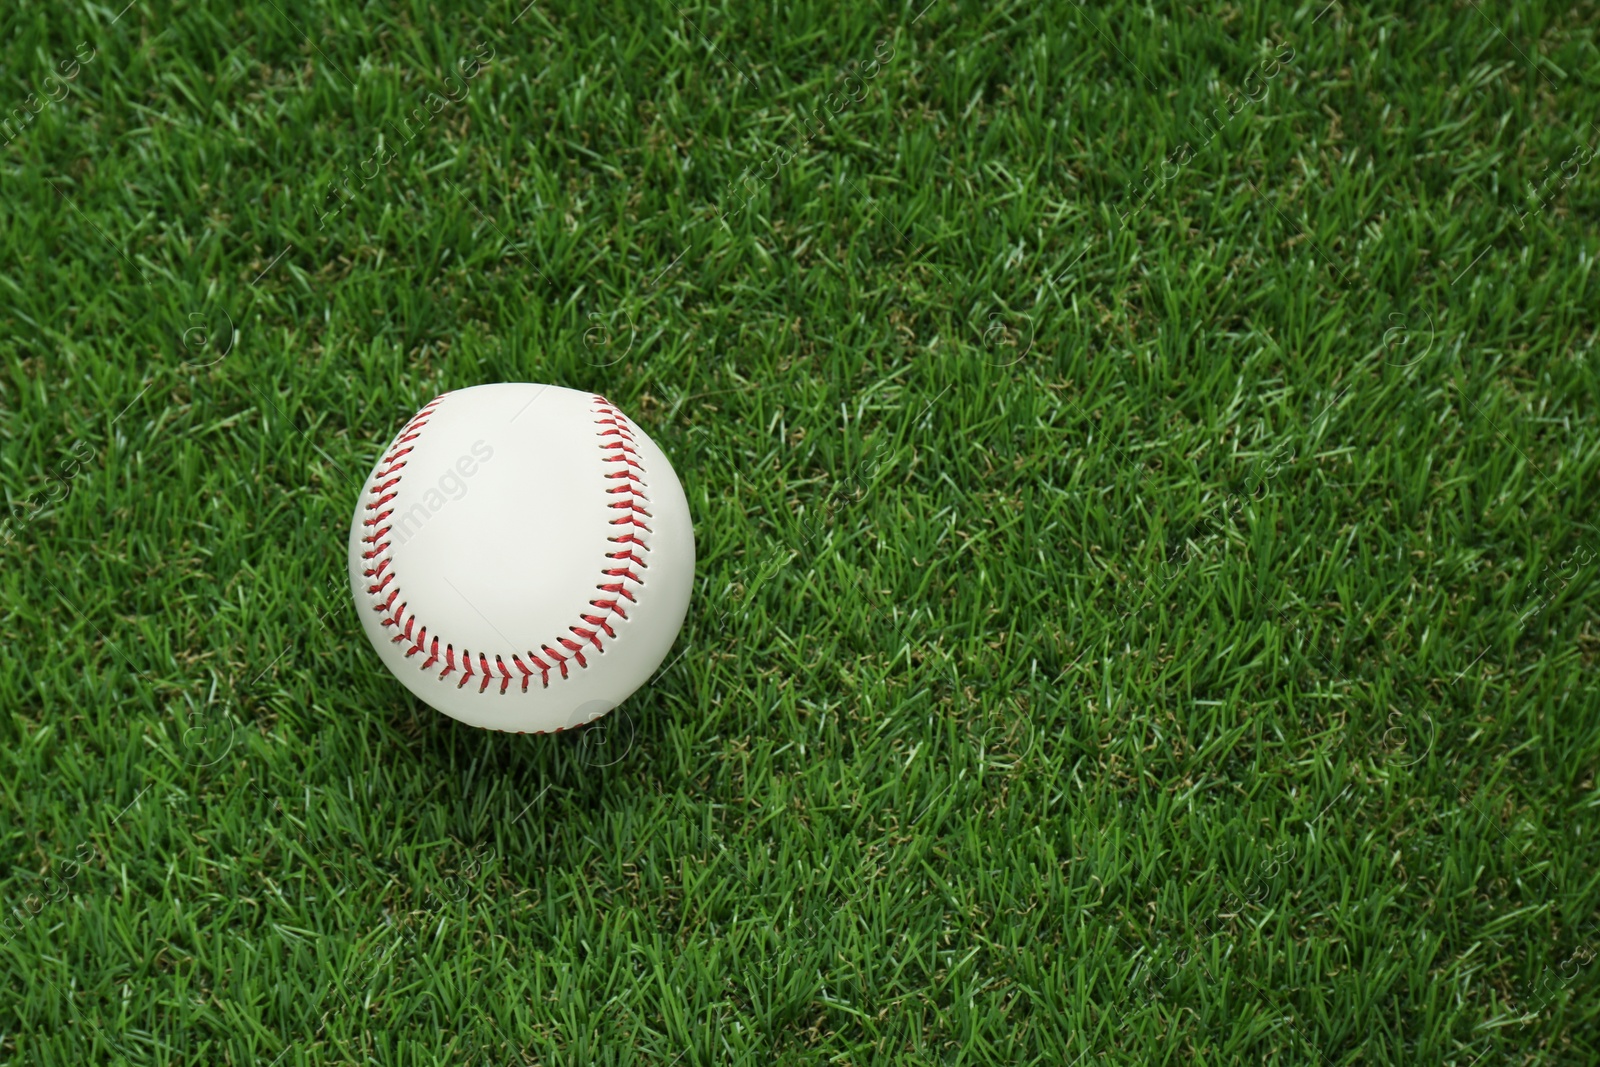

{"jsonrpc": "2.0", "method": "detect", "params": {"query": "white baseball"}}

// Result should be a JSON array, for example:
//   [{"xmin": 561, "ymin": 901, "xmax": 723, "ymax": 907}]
[{"xmin": 347, "ymin": 383, "xmax": 695, "ymax": 733}]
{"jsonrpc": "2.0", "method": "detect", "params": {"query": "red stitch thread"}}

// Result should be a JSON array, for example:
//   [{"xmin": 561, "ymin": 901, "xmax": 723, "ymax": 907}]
[{"xmin": 357, "ymin": 392, "xmax": 653, "ymax": 731}]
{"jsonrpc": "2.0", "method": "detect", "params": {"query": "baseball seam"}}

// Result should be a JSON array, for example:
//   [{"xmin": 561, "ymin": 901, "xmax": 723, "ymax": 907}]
[{"xmin": 357, "ymin": 392, "xmax": 652, "ymax": 718}]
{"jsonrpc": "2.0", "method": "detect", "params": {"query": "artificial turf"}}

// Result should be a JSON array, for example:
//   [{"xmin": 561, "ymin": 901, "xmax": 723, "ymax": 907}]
[{"xmin": 2, "ymin": 0, "xmax": 1599, "ymax": 1063}]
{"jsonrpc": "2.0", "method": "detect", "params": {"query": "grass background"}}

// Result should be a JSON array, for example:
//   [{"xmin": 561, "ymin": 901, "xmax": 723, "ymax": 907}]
[{"xmin": 2, "ymin": 0, "xmax": 1598, "ymax": 1063}]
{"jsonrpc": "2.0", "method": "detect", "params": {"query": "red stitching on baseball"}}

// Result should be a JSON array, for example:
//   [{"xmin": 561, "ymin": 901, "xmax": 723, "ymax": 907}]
[{"xmin": 357, "ymin": 392, "xmax": 653, "ymax": 733}]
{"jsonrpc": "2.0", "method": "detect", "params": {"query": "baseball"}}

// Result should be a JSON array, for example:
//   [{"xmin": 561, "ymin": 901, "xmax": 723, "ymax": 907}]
[{"xmin": 347, "ymin": 383, "xmax": 695, "ymax": 733}]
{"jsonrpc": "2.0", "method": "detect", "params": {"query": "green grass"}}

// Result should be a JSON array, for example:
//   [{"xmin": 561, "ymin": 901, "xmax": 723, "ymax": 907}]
[{"xmin": 2, "ymin": 0, "xmax": 1599, "ymax": 1063}]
